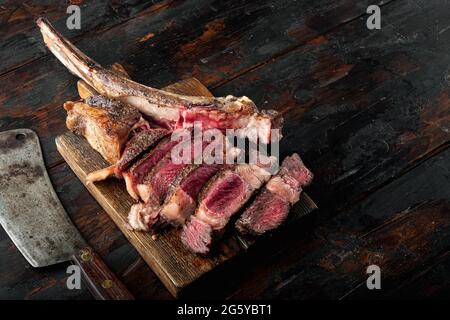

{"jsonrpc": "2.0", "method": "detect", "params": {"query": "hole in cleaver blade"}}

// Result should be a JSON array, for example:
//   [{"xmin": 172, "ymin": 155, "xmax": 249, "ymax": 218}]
[{"xmin": 0, "ymin": 129, "xmax": 85, "ymax": 267}]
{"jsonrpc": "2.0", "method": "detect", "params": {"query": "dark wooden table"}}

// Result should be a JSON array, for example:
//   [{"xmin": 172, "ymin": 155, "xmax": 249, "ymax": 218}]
[{"xmin": 1, "ymin": 0, "xmax": 449, "ymax": 299}]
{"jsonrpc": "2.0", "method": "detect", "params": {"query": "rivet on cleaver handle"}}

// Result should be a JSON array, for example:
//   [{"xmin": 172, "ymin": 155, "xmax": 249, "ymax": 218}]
[
  {"xmin": 72, "ymin": 246, "xmax": 134, "ymax": 300},
  {"xmin": 0, "ymin": 129, "xmax": 133, "ymax": 300}
]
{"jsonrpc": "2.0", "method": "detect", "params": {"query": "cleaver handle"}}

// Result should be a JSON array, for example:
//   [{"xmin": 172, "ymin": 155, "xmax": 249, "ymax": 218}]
[{"xmin": 71, "ymin": 246, "xmax": 134, "ymax": 300}]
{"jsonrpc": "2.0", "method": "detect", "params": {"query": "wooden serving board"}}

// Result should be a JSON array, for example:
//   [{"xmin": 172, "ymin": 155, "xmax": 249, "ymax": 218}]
[{"xmin": 56, "ymin": 78, "xmax": 318, "ymax": 297}]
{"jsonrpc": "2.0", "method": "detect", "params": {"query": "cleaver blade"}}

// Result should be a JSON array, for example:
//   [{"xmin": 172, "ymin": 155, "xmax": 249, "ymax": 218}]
[
  {"xmin": 0, "ymin": 129, "xmax": 133, "ymax": 299},
  {"xmin": 0, "ymin": 129, "xmax": 84, "ymax": 267}
]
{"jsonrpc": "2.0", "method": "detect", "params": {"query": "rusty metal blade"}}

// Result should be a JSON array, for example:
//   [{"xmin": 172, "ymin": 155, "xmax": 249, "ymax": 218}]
[{"xmin": 0, "ymin": 129, "xmax": 85, "ymax": 267}]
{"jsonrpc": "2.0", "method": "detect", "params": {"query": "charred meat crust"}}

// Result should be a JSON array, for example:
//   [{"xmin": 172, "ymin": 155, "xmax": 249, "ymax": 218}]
[
  {"xmin": 129, "ymin": 163, "xmax": 226, "ymax": 233},
  {"xmin": 181, "ymin": 160, "xmax": 278, "ymax": 253},
  {"xmin": 136, "ymin": 131, "xmax": 207, "ymax": 203},
  {"xmin": 139, "ymin": 151, "xmax": 173, "ymax": 186},
  {"xmin": 137, "ymin": 148, "xmax": 185, "ymax": 203},
  {"xmin": 165, "ymin": 163, "xmax": 225, "ymax": 202},
  {"xmin": 85, "ymin": 128, "xmax": 168, "ymax": 183},
  {"xmin": 162, "ymin": 164, "xmax": 223, "ymax": 225},
  {"xmin": 64, "ymin": 98, "xmax": 141, "ymax": 164},
  {"xmin": 84, "ymin": 95, "xmax": 141, "ymax": 128},
  {"xmin": 116, "ymin": 128, "xmax": 169, "ymax": 173},
  {"xmin": 163, "ymin": 164, "xmax": 200, "ymax": 201},
  {"xmin": 126, "ymin": 136, "xmax": 176, "ymax": 183},
  {"xmin": 235, "ymin": 189, "xmax": 289, "ymax": 235}
]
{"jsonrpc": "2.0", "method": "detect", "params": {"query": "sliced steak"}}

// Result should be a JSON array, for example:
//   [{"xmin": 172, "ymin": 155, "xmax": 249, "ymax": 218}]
[
  {"xmin": 127, "ymin": 136, "xmax": 234, "ymax": 232},
  {"xmin": 137, "ymin": 153, "xmax": 187, "ymax": 203},
  {"xmin": 235, "ymin": 153, "xmax": 313, "ymax": 235},
  {"xmin": 136, "ymin": 138, "xmax": 209, "ymax": 203},
  {"xmin": 161, "ymin": 164, "xmax": 223, "ymax": 224},
  {"xmin": 123, "ymin": 136, "xmax": 179, "ymax": 200},
  {"xmin": 127, "ymin": 164, "xmax": 223, "ymax": 232},
  {"xmin": 181, "ymin": 159, "xmax": 276, "ymax": 254},
  {"xmin": 116, "ymin": 128, "xmax": 169, "ymax": 173}
]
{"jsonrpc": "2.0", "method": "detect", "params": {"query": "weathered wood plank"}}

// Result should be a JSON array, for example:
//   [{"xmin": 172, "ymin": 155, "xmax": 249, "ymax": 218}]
[
  {"xmin": 383, "ymin": 251, "xmax": 450, "ymax": 299},
  {"xmin": 215, "ymin": 0, "xmax": 450, "ymax": 212},
  {"xmin": 0, "ymin": 0, "xmax": 388, "ymax": 169},
  {"xmin": 119, "ymin": 257, "xmax": 173, "ymax": 299},
  {"xmin": 0, "ymin": 0, "xmax": 172, "ymax": 75},
  {"xmin": 341, "ymin": 249, "xmax": 450, "ymax": 299}
]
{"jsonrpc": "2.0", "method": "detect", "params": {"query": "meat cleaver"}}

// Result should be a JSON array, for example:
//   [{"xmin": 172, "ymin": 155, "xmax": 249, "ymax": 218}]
[{"xmin": 0, "ymin": 129, "xmax": 133, "ymax": 300}]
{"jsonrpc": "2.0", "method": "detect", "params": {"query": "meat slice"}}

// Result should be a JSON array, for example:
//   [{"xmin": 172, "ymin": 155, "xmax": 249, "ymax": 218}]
[
  {"xmin": 195, "ymin": 170, "xmax": 248, "ymax": 230},
  {"xmin": 86, "ymin": 127, "xmax": 169, "ymax": 183},
  {"xmin": 127, "ymin": 134, "xmax": 238, "ymax": 232},
  {"xmin": 128, "ymin": 164, "xmax": 223, "ymax": 232},
  {"xmin": 122, "ymin": 136, "xmax": 179, "ymax": 200},
  {"xmin": 137, "ymin": 153, "xmax": 186, "ymax": 204},
  {"xmin": 64, "ymin": 96, "xmax": 141, "ymax": 164},
  {"xmin": 160, "ymin": 164, "xmax": 223, "ymax": 225},
  {"xmin": 235, "ymin": 153, "xmax": 313, "ymax": 235},
  {"xmin": 136, "ymin": 138, "xmax": 210, "ymax": 203},
  {"xmin": 116, "ymin": 128, "xmax": 168, "ymax": 173},
  {"xmin": 181, "ymin": 159, "xmax": 276, "ymax": 253},
  {"xmin": 37, "ymin": 18, "xmax": 283, "ymax": 144}
]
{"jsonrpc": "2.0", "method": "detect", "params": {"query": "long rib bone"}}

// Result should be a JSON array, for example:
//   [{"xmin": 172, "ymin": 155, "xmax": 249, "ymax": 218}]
[{"xmin": 36, "ymin": 18, "xmax": 282, "ymax": 143}]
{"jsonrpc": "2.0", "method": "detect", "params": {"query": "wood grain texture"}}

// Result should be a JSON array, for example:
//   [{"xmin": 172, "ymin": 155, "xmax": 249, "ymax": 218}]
[
  {"xmin": 0, "ymin": 0, "xmax": 173, "ymax": 75},
  {"xmin": 56, "ymin": 77, "xmax": 317, "ymax": 297}
]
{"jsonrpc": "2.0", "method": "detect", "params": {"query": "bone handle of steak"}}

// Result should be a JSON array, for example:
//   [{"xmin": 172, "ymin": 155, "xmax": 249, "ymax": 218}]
[
  {"xmin": 36, "ymin": 18, "xmax": 279, "ymax": 144},
  {"xmin": 36, "ymin": 18, "xmax": 229, "ymax": 108},
  {"xmin": 78, "ymin": 63, "xmax": 131, "ymax": 99},
  {"xmin": 71, "ymin": 246, "xmax": 134, "ymax": 300}
]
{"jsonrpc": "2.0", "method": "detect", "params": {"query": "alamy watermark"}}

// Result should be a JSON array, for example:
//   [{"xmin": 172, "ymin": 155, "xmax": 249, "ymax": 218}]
[
  {"xmin": 367, "ymin": 5, "xmax": 381, "ymax": 30},
  {"xmin": 66, "ymin": 265, "xmax": 81, "ymax": 290},
  {"xmin": 66, "ymin": 5, "xmax": 81, "ymax": 30},
  {"xmin": 366, "ymin": 264, "xmax": 381, "ymax": 290}
]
